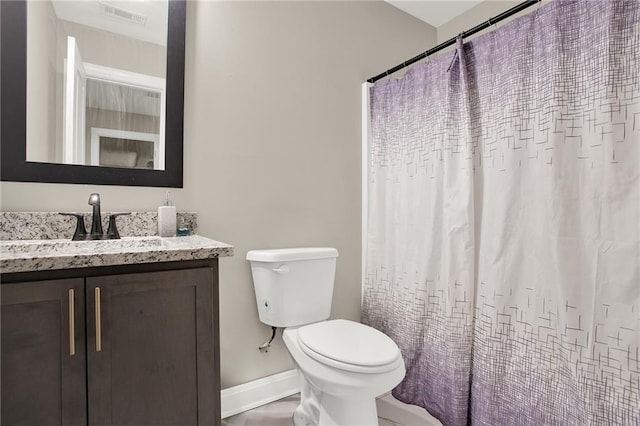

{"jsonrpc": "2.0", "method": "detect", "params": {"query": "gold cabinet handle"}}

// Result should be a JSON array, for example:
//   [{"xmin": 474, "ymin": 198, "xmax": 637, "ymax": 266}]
[
  {"xmin": 95, "ymin": 287, "xmax": 102, "ymax": 352},
  {"xmin": 68, "ymin": 289, "xmax": 75, "ymax": 356}
]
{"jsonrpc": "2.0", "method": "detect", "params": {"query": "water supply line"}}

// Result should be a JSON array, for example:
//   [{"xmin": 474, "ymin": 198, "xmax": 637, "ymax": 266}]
[{"xmin": 258, "ymin": 326, "xmax": 278, "ymax": 352}]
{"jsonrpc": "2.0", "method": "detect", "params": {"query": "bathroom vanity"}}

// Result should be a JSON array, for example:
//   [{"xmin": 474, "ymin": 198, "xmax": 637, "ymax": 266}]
[{"xmin": 0, "ymin": 213, "xmax": 233, "ymax": 426}]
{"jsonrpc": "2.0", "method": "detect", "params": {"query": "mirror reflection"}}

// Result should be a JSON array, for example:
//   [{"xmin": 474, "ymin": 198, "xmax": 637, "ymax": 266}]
[{"xmin": 26, "ymin": 0, "xmax": 167, "ymax": 170}]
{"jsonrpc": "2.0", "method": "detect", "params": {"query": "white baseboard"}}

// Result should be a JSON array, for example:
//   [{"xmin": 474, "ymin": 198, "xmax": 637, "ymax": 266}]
[{"xmin": 221, "ymin": 369, "xmax": 300, "ymax": 419}]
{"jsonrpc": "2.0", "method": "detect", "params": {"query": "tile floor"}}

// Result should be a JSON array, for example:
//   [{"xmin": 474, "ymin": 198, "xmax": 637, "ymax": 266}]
[{"xmin": 222, "ymin": 393, "xmax": 442, "ymax": 426}]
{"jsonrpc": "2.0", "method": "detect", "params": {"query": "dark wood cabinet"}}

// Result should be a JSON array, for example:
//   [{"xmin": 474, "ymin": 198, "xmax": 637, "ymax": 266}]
[
  {"xmin": 87, "ymin": 268, "xmax": 217, "ymax": 425},
  {"xmin": 1, "ymin": 261, "xmax": 220, "ymax": 426},
  {"xmin": 1, "ymin": 279, "xmax": 86, "ymax": 426}
]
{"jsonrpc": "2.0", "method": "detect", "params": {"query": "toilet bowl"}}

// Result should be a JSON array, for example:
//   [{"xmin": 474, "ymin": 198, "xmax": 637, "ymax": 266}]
[
  {"xmin": 283, "ymin": 320, "xmax": 405, "ymax": 426},
  {"xmin": 246, "ymin": 248, "xmax": 406, "ymax": 425}
]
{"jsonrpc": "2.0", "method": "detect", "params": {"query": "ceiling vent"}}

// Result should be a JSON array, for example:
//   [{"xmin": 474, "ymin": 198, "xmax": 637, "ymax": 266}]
[{"xmin": 99, "ymin": 2, "xmax": 147, "ymax": 26}]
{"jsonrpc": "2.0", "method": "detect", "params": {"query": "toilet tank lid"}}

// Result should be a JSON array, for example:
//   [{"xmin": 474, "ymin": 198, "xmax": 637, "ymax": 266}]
[{"xmin": 246, "ymin": 247, "xmax": 338, "ymax": 262}]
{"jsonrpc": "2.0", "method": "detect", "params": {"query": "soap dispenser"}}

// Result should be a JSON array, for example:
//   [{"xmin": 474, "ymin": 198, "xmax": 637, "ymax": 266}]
[{"xmin": 158, "ymin": 191, "xmax": 177, "ymax": 237}]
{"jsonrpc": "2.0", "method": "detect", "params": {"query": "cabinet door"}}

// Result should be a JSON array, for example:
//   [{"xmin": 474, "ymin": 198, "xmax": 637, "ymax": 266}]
[
  {"xmin": 87, "ymin": 267, "xmax": 218, "ymax": 426},
  {"xmin": 1, "ymin": 279, "xmax": 86, "ymax": 425}
]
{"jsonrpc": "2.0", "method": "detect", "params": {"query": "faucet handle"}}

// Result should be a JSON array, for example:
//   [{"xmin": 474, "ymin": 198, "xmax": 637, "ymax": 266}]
[
  {"xmin": 105, "ymin": 213, "xmax": 131, "ymax": 239},
  {"xmin": 59, "ymin": 213, "xmax": 88, "ymax": 241}
]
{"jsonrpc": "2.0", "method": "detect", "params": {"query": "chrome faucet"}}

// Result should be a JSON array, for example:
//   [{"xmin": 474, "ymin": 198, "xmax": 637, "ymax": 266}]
[{"xmin": 88, "ymin": 193, "xmax": 103, "ymax": 237}]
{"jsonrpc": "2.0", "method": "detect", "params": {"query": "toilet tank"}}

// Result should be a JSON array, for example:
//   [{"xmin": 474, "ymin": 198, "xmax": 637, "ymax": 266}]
[{"xmin": 246, "ymin": 248, "xmax": 339, "ymax": 327}]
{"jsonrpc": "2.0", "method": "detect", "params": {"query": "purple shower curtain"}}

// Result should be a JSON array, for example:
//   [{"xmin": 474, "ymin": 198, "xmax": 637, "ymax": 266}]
[
  {"xmin": 364, "ymin": 35, "xmax": 475, "ymax": 425},
  {"xmin": 363, "ymin": 1, "xmax": 640, "ymax": 425}
]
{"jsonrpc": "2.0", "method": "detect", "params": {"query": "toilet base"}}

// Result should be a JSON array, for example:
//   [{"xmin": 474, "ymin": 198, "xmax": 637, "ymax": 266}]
[
  {"xmin": 293, "ymin": 369, "xmax": 381, "ymax": 426},
  {"xmin": 293, "ymin": 394, "xmax": 379, "ymax": 426},
  {"xmin": 318, "ymin": 393, "xmax": 378, "ymax": 426},
  {"xmin": 293, "ymin": 375, "xmax": 319, "ymax": 426}
]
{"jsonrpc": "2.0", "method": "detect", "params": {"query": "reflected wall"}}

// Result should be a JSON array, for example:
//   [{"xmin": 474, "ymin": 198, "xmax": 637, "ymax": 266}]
[{"xmin": 26, "ymin": 0, "xmax": 167, "ymax": 169}]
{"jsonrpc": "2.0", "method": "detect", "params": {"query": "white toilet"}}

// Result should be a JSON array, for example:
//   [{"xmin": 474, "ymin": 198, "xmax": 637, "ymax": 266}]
[{"xmin": 246, "ymin": 248, "xmax": 406, "ymax": 426}]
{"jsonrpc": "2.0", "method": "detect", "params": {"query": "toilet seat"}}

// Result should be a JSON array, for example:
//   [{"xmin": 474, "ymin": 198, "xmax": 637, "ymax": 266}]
[{"xmin": 297, "ymin": 319, "xmax": 402, "ymax": 374}]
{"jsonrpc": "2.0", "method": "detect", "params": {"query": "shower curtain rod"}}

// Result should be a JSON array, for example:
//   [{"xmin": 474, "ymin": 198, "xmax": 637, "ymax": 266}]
[{"xmin": 367, "ymin": 0, "xmax": 542, "ymax": 83}]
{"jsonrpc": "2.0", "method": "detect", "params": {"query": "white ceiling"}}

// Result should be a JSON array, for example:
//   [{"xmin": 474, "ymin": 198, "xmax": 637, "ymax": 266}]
[{"xmin": 386, "ymin": 0, "xmax": 484, "ymax": 28}]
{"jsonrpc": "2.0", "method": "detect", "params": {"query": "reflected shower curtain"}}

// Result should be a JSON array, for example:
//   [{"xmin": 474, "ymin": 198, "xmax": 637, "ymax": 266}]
[{"xmin": 363, "ymin": 1, "xmax": 640, "ymax": 425}]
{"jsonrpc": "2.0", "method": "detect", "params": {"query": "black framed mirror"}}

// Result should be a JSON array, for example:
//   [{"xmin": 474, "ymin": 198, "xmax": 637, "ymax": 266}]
[{"xmin": 1, "ymin": 0, "xmax": 185, "ymax": 187}]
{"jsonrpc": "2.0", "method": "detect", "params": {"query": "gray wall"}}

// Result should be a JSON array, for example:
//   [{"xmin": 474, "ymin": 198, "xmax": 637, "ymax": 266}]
[
  {"xmin": 1, "ymin": 1, "xmax": 435, "ymax": 388},
  {"xmin": 62, "ymin": 19, "xmax": 166, "ymax": 78}
]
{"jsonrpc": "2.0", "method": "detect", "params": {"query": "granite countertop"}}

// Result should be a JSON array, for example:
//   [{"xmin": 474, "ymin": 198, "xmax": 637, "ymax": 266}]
[{"xmin": 0, "ymin": 235, "xmax": 234, "ymax": 274}]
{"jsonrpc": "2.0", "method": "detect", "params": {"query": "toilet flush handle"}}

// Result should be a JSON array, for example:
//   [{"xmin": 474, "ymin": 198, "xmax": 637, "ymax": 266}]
[{"xmin": 272, "ymin": 265, "xmax": 290, "ymax": 274}]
